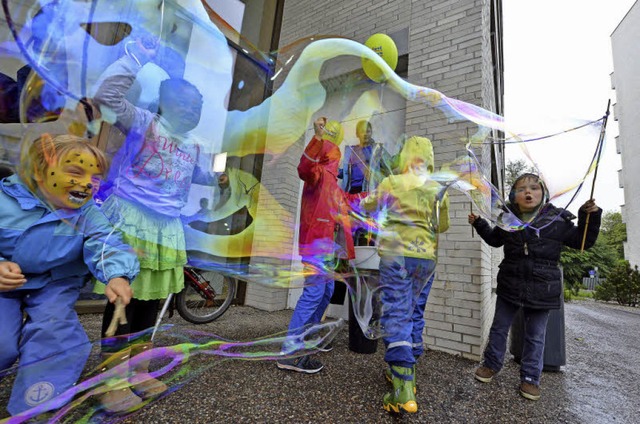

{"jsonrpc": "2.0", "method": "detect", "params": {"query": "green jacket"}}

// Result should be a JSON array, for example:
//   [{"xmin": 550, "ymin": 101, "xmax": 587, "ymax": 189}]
[{"xmin": 360, "ymin": 136, "xmax": 450, "ymax": 259}]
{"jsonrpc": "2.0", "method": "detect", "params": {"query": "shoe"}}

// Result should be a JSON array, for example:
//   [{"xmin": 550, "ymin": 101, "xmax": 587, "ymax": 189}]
[
  {"xmin": 276, "ymin": 355, "xmax": 324, "ymax": 374},
  {"xmin": 317, "ymin": 342, "xmax": 333, "ymax": 353},
  {"xmin": 129, "ymin": 342, "xmax": 168, "ymax": 399},
  {"xmin": 474, "ymin": 366, "xmax": 496, "ymax": 383},
  {"xmin": 385, "ymin": 365, "xmax": 416, "ymax": 394},
  {"xmin": 519, "ymin": 382, "xmax": 541, "ymax": 401},
  {"xmin": 383, "ymin": 365, "xmax": 418, "ymax": 414},
  {"xmin": 96, "ymin": 350, "xmax": 143, "ymax": 413}
]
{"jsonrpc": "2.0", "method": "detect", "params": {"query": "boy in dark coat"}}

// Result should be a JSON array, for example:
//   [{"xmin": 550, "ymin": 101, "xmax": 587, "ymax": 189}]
[{"xmin": 468, "ymin": 173, "xmax": 601, "ymax": 401}]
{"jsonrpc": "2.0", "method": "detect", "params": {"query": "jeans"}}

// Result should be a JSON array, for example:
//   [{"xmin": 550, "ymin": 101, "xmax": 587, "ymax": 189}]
[
  {"xmin": 483, "ymin": 296, "xmax": 550, "ymax": 385},
  {"xmin": 379, "ymin": 256, "xmax": 436, "ymax": 367},
  {"xmin": 287, "ymin": 261, "xmax": 335, "ymax": 339}
]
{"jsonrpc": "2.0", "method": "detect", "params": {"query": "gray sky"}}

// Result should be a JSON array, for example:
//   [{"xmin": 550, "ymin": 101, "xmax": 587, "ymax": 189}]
[{"xmin": 504, "ymin": 0, "xmax": 636, "ymax": 213}]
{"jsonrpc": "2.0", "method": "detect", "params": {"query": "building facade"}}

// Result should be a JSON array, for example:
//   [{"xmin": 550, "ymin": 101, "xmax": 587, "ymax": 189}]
[
  {"xmin": 244, "ymin": 0, "xmax": 505, "ymax": 359},
  {"xmin": 611, "ymin": 0, "xmax": 640, "ymax": 268}
]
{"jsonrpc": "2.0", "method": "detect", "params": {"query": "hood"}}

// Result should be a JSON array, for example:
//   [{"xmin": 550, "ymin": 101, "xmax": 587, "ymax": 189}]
[{"xmin": 399, "ymin": 136, "xmax": 434, "ymax": 173}]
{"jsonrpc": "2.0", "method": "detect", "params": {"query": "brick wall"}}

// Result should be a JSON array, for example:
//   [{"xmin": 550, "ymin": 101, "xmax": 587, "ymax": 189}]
[{"xmin": 250, "ymin": 0, "xmax": 503, "ymax": 359}]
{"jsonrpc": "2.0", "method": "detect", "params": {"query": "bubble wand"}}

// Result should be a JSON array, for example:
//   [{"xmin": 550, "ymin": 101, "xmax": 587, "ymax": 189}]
[{"xmin": 580, "ymin": 100, "xmax": 610, "ymax": 252}]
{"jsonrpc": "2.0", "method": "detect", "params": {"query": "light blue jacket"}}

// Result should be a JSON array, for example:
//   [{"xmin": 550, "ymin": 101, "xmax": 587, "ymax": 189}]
[{"xmin": 0, "ymin": 175, "xmax": 139, "ymax": 290}]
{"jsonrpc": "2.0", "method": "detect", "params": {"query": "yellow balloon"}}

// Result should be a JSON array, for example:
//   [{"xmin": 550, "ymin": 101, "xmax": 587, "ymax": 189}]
[{"xmin": 362, "ymin": 33, "xmax": 398, "ymax": 82}]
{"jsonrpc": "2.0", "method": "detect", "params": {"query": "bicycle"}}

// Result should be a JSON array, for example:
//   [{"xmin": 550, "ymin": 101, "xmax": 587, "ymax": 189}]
[{"xmin": 173, "ymin": 267, "xmax": 238, "ymax": 324}]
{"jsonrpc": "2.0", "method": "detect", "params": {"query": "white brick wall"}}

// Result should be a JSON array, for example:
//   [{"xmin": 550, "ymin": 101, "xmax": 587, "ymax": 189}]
[{"xmin": 249, "ymin": 0, "xmax": 503, "ymax": 360}]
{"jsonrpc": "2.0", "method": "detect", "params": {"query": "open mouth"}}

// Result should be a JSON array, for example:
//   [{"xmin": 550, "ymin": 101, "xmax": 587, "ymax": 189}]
[
  {"xmin": 68, "ymin": 191, "xmax": 89, "ymax": 204},
  {"xmin": 525, "ymin": 195, "xmax": 533, "ymax": 201}
]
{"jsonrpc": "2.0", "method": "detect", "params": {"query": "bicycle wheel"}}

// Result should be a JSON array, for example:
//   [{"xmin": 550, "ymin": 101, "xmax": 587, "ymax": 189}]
[{"xmin": 176, "ymin": 268, "xmax": 237, "ymax": 324}]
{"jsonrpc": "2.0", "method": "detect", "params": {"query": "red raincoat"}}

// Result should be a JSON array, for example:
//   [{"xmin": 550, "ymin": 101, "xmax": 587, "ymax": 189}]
[{"xmin": 297, "ymin": 136, "xmax": 362, "ymax": 260}]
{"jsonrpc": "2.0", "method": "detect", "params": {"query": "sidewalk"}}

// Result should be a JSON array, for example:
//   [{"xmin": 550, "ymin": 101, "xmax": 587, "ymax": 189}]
[
  {"xmin": 2, "ymin": 301, "xmax": 638, "ymax": 423},
  {"xmin": 79, "ymin": 306, "xmax": 579, "ymax": 423}
]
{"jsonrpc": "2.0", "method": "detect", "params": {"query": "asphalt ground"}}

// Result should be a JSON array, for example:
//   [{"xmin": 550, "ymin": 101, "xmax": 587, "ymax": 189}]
[{"xmin": 1, "ymin": 300, "xmax": 638, "ymax": 423}]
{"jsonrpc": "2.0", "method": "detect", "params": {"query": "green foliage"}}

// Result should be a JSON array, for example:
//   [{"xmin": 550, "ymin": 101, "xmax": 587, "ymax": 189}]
[
  {"xmin": 561, "ymin": 237, "xmax": 618, "ymax": 294},
  {"xmin": 594, "ymin": 261, "xmax": 640, "ymax": 306},
  {"xmin": 505, "ymin": 159, "xmax": 536, "ymax": 188},
  {"xmin": 599, "ymin": 211, "xmax": 627, "ymax": 260},
  {"xmin": 564, "ymin": 288, "xmax": 573, "ymax": 302}
]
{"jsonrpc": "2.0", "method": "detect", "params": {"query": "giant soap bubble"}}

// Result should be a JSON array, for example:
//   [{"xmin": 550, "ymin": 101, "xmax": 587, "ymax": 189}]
[{"xmin": 0, "ymin": 0, "xmax": 607, "ymax": 419}]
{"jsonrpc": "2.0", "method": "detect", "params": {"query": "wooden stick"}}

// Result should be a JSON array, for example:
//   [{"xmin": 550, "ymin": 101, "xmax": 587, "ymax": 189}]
[{"xmin": 105, "ymin": 298, "xmax": 127, "ymax": 337}]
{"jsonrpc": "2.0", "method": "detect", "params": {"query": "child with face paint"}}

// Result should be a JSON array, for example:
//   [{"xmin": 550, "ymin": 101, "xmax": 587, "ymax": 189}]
[
  {"xmin": 468, "ymin": 173, "xmax": 601, "ymax": 401},
  {"xmin": 0, "ymin": 134, "xmax": 138, "ymax": 415},
  {"xmin": 360, "ymin": 136, "xmax": 449, "ymax": 414}
]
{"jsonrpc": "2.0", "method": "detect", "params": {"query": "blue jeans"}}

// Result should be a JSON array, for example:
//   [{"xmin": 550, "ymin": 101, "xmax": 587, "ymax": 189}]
[
  {"xmin": 483, "ymin": 296, "xmax": 550, "ymax": 385},
  {"xmin": 379, "ymin": 256, "xmax": 435, "ymax": 367},
  {"xmin": 287, "ymin": 261, "xmax": 335, "ymax": 339}
]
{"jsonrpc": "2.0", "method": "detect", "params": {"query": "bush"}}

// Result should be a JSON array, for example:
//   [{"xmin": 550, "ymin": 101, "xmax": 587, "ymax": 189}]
[
  {"xmin": 564, "ymin": 288, "xmax": 573, "ymax": 302},
  {"xmin": 594, "ymin": 261, "xmax": 640, "ymax": 306}
]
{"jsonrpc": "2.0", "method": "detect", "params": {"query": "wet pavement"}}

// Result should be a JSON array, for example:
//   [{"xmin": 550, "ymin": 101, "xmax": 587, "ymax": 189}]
[{"xmin": 1, "ymin": 300, "xmax": 639, "ymax": 423}]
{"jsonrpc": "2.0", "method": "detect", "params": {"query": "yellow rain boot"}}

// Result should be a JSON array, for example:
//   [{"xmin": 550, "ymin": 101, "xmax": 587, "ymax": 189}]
[
  {"xmin": 97, "ymin": 349, "xmax": 143, "ymax": 413},
  {"xmin": 129, "ymin": 342, "xmax": 168, "ymax": 399},
  {"xmin": 385, "ymin": 364, "xmax": 417, "ymax": 394},
  {"xmin": 383, "ymin": 365, "xmax": 418, "ymax": 414}
]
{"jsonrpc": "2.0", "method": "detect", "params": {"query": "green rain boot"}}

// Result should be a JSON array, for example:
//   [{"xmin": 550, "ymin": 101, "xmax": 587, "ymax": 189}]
[
  {"xmin": 385, "ymin": 364, "xmax": 416, "ymax": 394},
  {"xmin": 383, "ymin": 365, "xmax": 417, "ymax": 414}
]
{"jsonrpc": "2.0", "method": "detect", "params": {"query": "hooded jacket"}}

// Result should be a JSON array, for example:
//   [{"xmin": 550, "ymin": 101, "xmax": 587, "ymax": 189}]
[
  {"xmin": 0, "ymin": 175, "xmax": 139, "ymax": 290},
  {"xmin": 360, "ymin": 136, "xmax": 450, "ymax": 259},
  {"xmin": 297, "ymin": 137, "xmax": 362, "ymax": 260},
  {"xmin": 473, "ymin": 203, "xmax": 601, "ymax": 309}
]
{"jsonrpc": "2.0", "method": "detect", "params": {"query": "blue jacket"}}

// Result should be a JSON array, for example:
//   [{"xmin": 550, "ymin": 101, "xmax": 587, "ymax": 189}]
[{"xmin": 0, "ymin": 175, "xmax": 139, "ymax": 290}]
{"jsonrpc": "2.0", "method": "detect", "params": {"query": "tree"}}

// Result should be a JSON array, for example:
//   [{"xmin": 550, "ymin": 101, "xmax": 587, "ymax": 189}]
[
  {"xmin": 599, "ymin": 211, "xmax": 627, "ymax": 260},
  {"xmin": 594, "ymin": 261, "xmax": 640, "ymax": 307},
  {"xmin": 505, "ymin": 159, "xmax": 536, "ymax": 188}
]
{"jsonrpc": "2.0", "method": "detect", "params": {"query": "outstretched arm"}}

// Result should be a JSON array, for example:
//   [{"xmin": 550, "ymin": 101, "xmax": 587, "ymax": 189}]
[{"xmin": 469, "ymin": 213, "xmax": 505, "ymax": 247}]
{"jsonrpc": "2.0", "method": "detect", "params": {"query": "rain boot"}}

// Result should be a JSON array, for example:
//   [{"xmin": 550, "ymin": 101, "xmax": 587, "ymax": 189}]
[
  {"xmin": 385, "ymin": 364, "xmax": 416, "ymax": 394},
  {"xmin": 383, "ymin": 365, "xmax": 418, "ymax": 413},
  {"xmin": 97, "ymin": 349, "xmax": 143, "ymax": 413},
  {"xmin": 129, "ymin": 342, "xmax": 168, "ymax": 399}
]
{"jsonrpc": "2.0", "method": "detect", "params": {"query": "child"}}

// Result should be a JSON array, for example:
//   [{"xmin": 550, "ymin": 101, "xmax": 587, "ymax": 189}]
[
  {"xmin": 360, "ymin": 136, "xmax": 450, "ymax": 413},
  {"xmin": 276, "ymin": 117, "xmax": 360, "ymax": 374},
  {"xmin": 469, "ymin": 173, "xmax": 601, "ymax": 401},
  {"xmin": 91, "ymin": 39, "xmax": 215, "ymax": 411},
  {"xmin": 0, "ymin": 134, "xmax": 137, "ymax": 415}
]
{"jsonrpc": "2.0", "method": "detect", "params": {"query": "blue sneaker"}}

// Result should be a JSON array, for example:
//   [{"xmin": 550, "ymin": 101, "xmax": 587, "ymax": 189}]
[{"xmin": 276, "ymin": 355, "xmax": 324, "ymax": 374}]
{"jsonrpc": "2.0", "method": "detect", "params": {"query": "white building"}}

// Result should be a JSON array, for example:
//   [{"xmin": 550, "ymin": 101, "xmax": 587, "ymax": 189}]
[{"xmin": 611, "ymin": 0, "xmax": 640, "ymax": 268}]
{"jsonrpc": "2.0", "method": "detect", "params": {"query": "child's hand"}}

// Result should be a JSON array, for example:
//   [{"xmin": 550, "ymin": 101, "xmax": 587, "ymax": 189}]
[
  {"xmin": 468, "ymin": 213, "xmax": 479, "ymax": 225},
  {"xmin": 580, "ymin": 199, "xmax": 599, "ymax": 214},
  {"xmin": 105, "ymin": 277, "xmax": 133, "ymax": 305},
  {"xmin": 0, "ymin": 261, "xmax": 26, "ymax": 291}
]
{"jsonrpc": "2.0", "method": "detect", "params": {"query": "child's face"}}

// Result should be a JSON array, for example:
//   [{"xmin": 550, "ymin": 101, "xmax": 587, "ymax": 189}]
[
  {"xmin": 513, "ymin": 177, "xmax": 544, "ymax": 212},
  {"xmin": 356, "ymin": 124, "xmax": 372, "ymax": 144},
  {"xmin": 36, "ymin": 149, "xmax": 102, "ymax": 209}
]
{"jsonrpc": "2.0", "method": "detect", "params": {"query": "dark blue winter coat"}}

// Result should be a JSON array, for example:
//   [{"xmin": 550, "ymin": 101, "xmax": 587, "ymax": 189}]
[{"xmin": 472, "ymin": 204, "xmax": 601, "ymax": 309}]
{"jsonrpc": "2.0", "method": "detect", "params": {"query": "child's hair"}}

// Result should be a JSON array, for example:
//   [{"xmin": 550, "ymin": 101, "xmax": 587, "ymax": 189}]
[
  {"xmin": 159, "ymin": 78, "xmax": 203, "ymax": 104},
  {"xmin": 398, "ymin": 136, "xmax": 434, "ymax": 173},
  {"xmin": 508, "ymin": 173, "xmax": 549, "ymax": 208},
  {"xmin": 20, "ymin": 134, "xmax": 108, "ymax": 191}
]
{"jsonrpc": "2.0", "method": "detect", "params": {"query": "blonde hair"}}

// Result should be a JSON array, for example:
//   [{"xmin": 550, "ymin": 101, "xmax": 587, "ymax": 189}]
[{"xmin": 20, "ymin": 134, "xmax": 108, "ymax": 191}]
